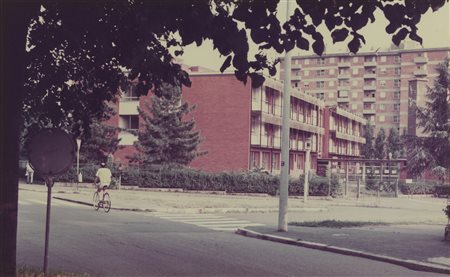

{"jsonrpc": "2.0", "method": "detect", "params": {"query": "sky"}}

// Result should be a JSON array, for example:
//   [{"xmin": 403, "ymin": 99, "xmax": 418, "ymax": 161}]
[{"xmin": 180, "ymin": 1, "xmax": 450, "ymax": 71}]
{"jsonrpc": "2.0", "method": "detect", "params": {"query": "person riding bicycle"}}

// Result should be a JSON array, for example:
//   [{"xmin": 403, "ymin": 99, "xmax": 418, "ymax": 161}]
[{"xmin": 95, "ymin": 162, "xmax": 112, "ymax": 201}]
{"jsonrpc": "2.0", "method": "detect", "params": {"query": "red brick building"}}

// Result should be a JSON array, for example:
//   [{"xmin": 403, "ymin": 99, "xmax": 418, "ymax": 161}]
[{"xmin": 109, "ymin": 68, "xmax": 366, "ymax": 176}]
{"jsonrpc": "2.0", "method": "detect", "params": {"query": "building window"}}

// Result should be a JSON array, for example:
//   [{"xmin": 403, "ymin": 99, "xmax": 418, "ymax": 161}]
[
  {"xmin": 329, "ymin": 69, "xmax": 335, "ymax": 75},
  {"xmin": 304, "ymin": 82, "xmax": 310, "ymax": 88},
  {"xmin": 394, "ymin": 56, "xmax": 401, "ymax": 63},
  {"xmin": 317, "ymin": 58, "xmax": 326, "ymax": 65},
  {"xmin": 380, "ymin": 56, "xmax": 387, "ymax": 62},
  {"xmin": 352, "ymin": 68, "xmax": 359, "ymax": 75},
  {"xmin": 394, "ymin": 79, "xmax": 401, "ymax": 87},
  {"xmin": 316, "ymin": 81, "xmax": 325, "ymax": 88},
  {"xmin": 119, "ymin": 115, "xmax": 139, "ymax": 130},
  {"xmin": 395, "ymin": 67, "xmax": 401, "ymax": 75},
  {"xmin": 329, "ymin": 80, "xmax": 335, "ymax": 87},
  {"xmin": 352, "ymin": 91, "xmax": 358, "ymax": 98},
  {"xmin": 121, "ymin": 84, "xmax": 139, "ymax": 101},
  {"xmin": 304, "ymin": 70, "xmax": 309, "ymax": 76},
  {"xmin": 379, "ymin": 104, "xmax": 385, "ymax": 110},
  {"xmin": 379, "ymin": 115, "xmax": 385, "ymax": 122},
  {"xmin": 393, "ymin": 115, "xmax": 399, "ymax": 123},
  {"xmin": 380, "ymin": 80, "xmax": 386, "ymax": 87},
  {"xmin": 353, "ymin": 57, "xmax": 359, "ymax": 63},
  {"xmin": 305, "ymin": 59, "xmax": 310, "ymax": 65},
  {"xmin": 394, "ymin": 91, "xmax": 400, "ymax": 99},
  {"xmin": 261, "ymin": 152, "xmax": 271, "ymax": 171},
  {"xmin": 272, "ymin": 153, "xmax": 281, "ymax": 170},
  {"xmin": 394, "ymin": 103, "xmax": 400, "ymax": 111},
  {"xmin": 250, "ymin": 151, "xmax": 260, "ymax": 168},
  {"xmin": 380, "ymin": 68, "xmax": 387, "ymax": 74},
  {"xmin": 316, "ymin": 69, "xmax": 325, "ymax": 76}
]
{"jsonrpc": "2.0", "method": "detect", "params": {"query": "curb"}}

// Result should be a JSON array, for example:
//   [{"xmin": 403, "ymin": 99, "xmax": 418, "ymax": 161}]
[
  {"xmin": 52, "ymin": 196, "xmax": 328, "ymax": 214},
  {"xmin": 236, "ymin": 228, "xmax": 450, "ymax": 275}
]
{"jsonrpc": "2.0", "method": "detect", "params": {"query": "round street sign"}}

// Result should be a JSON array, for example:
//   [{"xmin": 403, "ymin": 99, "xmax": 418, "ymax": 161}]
[{"xmin": 29, "ymin": 128, "xmax": 76, "ymax": 176}]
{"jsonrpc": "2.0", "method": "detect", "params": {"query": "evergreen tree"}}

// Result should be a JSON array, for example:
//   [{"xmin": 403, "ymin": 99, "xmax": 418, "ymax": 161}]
[
  {"xmin": 386, "ymin": 127, "xmax": 402, "ymax": 159},
  {"xmin": 407, "ymin": 59, "xmax": 450, "ymax": 180},
  {"xmin": 361, "ymin": 121, "xmax": 375, "ymax": 159},
  {"xmin": 374, "ymin": 128, "xmax": 386, "ymax": 159},
  {"xmin": 132, "ymin": 83, "xmax": 204, "ymax": 167},
  {"xmin": 79, "ymin": 120, "xmax": 122, "ymax": 164}
]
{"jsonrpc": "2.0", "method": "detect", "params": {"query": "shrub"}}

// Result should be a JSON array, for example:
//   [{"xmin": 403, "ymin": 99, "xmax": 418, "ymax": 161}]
[
  {"xmin": 398, "ymin": 180, "xmax": 438, "ymax": 195},
  {"xmin": 136, "ymin": 168, "xmax": 340, "ymax": 196}
]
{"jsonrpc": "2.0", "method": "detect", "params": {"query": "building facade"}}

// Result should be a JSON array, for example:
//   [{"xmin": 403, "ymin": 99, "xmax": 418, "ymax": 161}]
[
  {"xmin": 109, "ymin": 68, "xmax": 366, "ymax": 176},
  {"xmin": 281, "ymin": 47, "xmax": 450, "ymax": 135}
]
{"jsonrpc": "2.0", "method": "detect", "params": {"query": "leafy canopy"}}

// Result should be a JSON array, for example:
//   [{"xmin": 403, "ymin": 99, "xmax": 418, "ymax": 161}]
[{"xmin": 24, "ymin": 0, "xmax": 448, "ymax": 137}]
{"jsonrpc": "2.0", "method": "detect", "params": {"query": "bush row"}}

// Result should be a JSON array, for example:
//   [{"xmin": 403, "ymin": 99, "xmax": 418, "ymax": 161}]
[
  {"xmin": 365, "ymin": 178, "xmax": 450, "ymax": 195},
  {"xmin": 122, "ymin": 167, "xmax": 341, "ymax": 196}
]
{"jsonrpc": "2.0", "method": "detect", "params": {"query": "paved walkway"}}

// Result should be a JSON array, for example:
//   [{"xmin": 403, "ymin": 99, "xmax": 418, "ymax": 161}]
[{"xmin": 19, "ymin": 182, "xmax": 450, "ymax": 274}]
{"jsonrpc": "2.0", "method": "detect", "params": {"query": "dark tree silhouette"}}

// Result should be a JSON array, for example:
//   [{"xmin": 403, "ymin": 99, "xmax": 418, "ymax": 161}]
[{"xmin": 1, "ymin": 0, "xmax": 448, "ymax": 274}]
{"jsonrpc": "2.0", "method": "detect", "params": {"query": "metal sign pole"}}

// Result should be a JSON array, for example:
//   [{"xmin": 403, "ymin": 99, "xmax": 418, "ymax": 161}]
[{"xmin": 43, "ymin": 177, "xmax": 54, "ymax": 275}]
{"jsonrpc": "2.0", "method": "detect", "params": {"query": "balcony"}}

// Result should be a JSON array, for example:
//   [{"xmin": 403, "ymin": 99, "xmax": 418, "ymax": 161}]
[
  {"xmin": 363, "ymin": 84, "xmax": 377, "ymax": 91},
  {"xmin": 291, "ymin": 75, "xmax": 301, "ymax": 81},
  {"xmin": 338, "ymin": 84, "xmax": 351, "ymax": 90},
  {"xmin": 338, "ymin": 73, "xmax": 351, "ymax": 79},
  {"xmin": 338, "ymin": 61, "xmax": 351, "ymax": 67},
  {"xmin": 363, "ymin": 108, "xmax": 376, "ymax": 114},
  {"xmin": 414, "ymin": 56, "xmax": 428, "ymax": 64},
  {"xmin": 336, "ymin": 131, "xmax": 366, "ymax": 144},
  {"xmin": 363, "ymin": 97, "xmax": 376, "ymax": 103},
  {"xmin": 363, "ymin": 72, "xmax": 377, "ymax": 79},
  {"xmin": 290, "ymin": 120, "xmax": 325, "ymax": 135},
  {"xmin": 364, "ymin": 60, "xmax": 377, "ymax": 67},
  {"xmin": 262, "ymin": 113, "xmax": 282, "ymax": 126},
  {"xmin": 414, "ymin": 69, "xmax": 428, "ymax": 77},
  {"xmin": 337, "ymin": 97, "xmax": 349, "ymax": 103}
]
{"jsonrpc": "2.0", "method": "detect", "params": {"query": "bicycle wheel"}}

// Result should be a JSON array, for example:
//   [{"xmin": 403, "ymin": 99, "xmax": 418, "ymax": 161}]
[
  {"xmin": 93, "ymin": 192, "xmax": 100, "ymax": 211},
  {"xmin": 103, "ymin": 193, "xmax": 111, "ymax": 213}
]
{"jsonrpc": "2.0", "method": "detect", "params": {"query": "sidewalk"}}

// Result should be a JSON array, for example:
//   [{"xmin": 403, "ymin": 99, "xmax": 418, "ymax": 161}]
[{"xmin": 19, "ymin": 182, "xmax": 450, "ymax": 274}]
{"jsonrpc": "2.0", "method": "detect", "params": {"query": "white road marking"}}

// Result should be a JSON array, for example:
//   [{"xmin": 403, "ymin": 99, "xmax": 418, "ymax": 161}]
[{"xmin": 151, "ymin": 212, "xmax": 265, "ymax": 232}]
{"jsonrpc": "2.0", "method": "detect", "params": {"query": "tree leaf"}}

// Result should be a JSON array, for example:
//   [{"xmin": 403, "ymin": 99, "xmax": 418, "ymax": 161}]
[
  {"xmin": 220, "ymin": 55, "xmax": 232, "ymax": 73},
  {"xmin": 331, "ymin": 28, "xmax": 348, "ymax": 43}
]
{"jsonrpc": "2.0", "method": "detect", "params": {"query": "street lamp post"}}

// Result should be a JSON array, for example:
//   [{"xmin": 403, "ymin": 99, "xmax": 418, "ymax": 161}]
[{"xmin": 76, "ymin": 138, "xmax": 81, "ymax": 189}]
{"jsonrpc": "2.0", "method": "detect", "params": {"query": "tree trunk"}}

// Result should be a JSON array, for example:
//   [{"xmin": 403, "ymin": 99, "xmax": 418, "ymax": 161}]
[{"xmin": 0, "ymin": 1, "xmax": 39, "ymax": 275}]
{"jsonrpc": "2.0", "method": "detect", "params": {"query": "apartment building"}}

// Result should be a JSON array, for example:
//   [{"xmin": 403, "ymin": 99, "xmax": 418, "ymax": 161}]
[
  {"xmin": 281, "ymin": 47, "xmax": 450, "ymax": 134},
  {"xmin": 108, "ymin": 68, "xmax": 366, "ymax": 176}
]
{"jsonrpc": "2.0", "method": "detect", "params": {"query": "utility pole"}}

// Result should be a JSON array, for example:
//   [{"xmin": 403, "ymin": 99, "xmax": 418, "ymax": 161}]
[{"xmin": 278, "ymin": 0, "xmax": 292, "ymax": 232}]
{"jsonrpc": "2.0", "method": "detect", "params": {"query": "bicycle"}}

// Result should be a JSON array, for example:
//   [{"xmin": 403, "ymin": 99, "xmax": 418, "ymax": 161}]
[{"xmin": 92, "ymin": 185, "xmax": 111, "ymax": 213}]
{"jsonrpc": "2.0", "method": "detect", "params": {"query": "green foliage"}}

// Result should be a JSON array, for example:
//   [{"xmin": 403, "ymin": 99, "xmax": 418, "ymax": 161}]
[
  {"xmin": 134, "ymin": 168, "xmax": 340, "ymax": 196},
  {"xmin": 374, "ymin": 128, "xmax": 386, "ymax": 159},
  {"xmin": 131, "ymin": 84, "xmax": 204, "ymax": 167},
  {"xmin": 361, "ymin": 121, "xmax": 375, "ymax": 159},
  {"xmin": 386, "ymin": 127, "xmax": 403, "ymax": 159},
  {"xmin": 406, "ymin": 59, "xmax": 450, "ymax": 179},
  {"xmin": 79, "ymin": 120, "xmax": 122, "ymax": 164},
  {"xmin": 398, "ymin": 180, "xmax": 440, "ymax": 195},
  {"xmin": 22, "ymin": 1, "xmax": 446, "ymax": 138},
  {"xmin": 443, "ymin": 205, "xmax": 450, "ymax": 219}
]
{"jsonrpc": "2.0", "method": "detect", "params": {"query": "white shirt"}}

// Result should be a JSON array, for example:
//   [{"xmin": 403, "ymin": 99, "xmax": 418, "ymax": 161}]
[{"xmin": 96, "ymin": 168, "xmax": 112, "ymax": 185}]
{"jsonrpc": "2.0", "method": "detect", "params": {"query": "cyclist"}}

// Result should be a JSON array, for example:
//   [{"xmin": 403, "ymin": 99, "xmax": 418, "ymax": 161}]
[{"xmin": 95, "ymin": 162, "xmax": 112, "ymax": 202}]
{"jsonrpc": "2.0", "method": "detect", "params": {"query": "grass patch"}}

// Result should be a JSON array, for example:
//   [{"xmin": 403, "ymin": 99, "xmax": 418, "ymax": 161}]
[
  {"xmin": 17, "ymin": 266, "xmax": 90, "ymax": 277},
  {"xmin": 288, "ymin": 220, "xmax": 389, "ymax": 228}
]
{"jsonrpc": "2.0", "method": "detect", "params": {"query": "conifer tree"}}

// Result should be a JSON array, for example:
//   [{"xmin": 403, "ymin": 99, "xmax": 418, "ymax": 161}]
[
  {"xmin": 79, "ymin": 120, "xmax": 122, "ymax": 164},
  {"xmin": 407, "ymin": 59, "xmax": 450, "ymax": 180},
  {"xmin": 374, "ymin": 128, "xmax": 386, "ymax": 159},
  {"xmin": 386, "ymin": 127, "xmax": 403, "ymax": 159},
  {"xmin": 132, "ymin": 83, "xmax": 204, "ymax": 167},
  {"xmin": 361, "ymin": 121, "xmax": 375, "ymax": 159}
]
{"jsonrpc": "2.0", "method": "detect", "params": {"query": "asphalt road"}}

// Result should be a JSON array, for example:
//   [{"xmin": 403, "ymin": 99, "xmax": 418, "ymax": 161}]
[{"xmin": 17, "ymin": 190, "xmax": 445, "ymax": 276}]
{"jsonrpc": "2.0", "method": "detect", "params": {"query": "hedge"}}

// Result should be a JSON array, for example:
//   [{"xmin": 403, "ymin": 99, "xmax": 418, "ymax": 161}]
[{"xmin": 135, "ymin": 167, "xmax": 340, "ymax": 196}]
